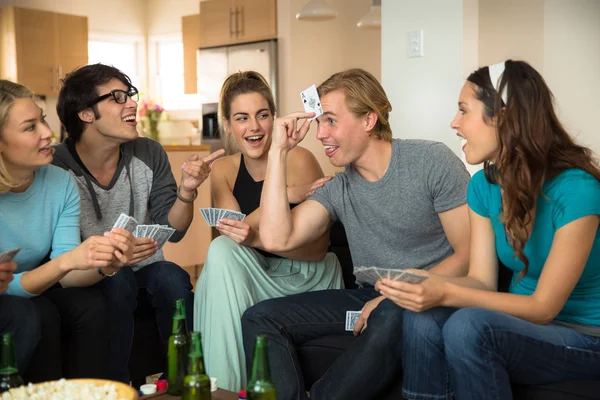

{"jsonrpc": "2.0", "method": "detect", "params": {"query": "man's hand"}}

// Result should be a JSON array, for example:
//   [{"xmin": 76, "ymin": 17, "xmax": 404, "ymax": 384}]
[
  {"xmin": 129, "ymin": 237, "xmax": 159, "ymax": 265},
  {"xmin": 216, "ymin": 219, "xmax": 254, "ymax": 246},
  {"xmin": 270, "ymin": 112, "xmax": 315, "ymax": 152},
  {"xmin": 353, "ymin": 296, "xmax": 385, "ymax": 336},
  {"xmin": 0, "ymin": 261, "xmax": 16, "ymax": 294},
  {"xmin": 376, "ymin": 270, "xmax": 447, "ymax": 312},
  {"xmin": 287, "ymin": 176, "xmax": 333, "ymax": 204},
  {"xmin": 180, "ymin": 149, "xmax": 226, "ymax": 195},
  {"xmin": 104, "ymin": 228, "xmax": 135, "ymax": 267}
]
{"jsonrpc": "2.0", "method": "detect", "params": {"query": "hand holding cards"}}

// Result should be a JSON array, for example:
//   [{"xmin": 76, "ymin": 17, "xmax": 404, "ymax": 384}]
[
  {"xmin": 200, "ymin": 208, "xmax": 246, "ymax": 227},
  {"xmin": 112, "ymin": 213, "xmax": 175, "ymax": 249}
]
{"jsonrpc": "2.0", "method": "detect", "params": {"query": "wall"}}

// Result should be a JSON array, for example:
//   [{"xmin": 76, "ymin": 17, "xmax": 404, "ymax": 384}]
[
  {"xmin": 278, "ymin": 0, "xmax": 381, "ymax": 176},
  {"xmin": 381, "ymin": 0, "xmax": 465, "ymax": 156},
  {"xmin": 146, "ymin": 0, "xmax": 199, "ymax": 36},
  {"xmin": 0, "ymin": 0, "xmax": 147, "ymax": 135},
  {"xmin": 543, "ymin": 0, "xmax": 600, "ymax": 154}
]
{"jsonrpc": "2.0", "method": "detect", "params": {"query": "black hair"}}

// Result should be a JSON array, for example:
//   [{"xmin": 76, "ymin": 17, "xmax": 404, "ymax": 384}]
[{"xmin": 56, "ymin": 63, "xmax": 133, "ymax": 141}]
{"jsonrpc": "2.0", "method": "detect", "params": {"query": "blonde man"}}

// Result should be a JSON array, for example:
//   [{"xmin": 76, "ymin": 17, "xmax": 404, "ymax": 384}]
[{"xmin": 241, "ymin": 69, "xmax": 471, "ymax": 400}]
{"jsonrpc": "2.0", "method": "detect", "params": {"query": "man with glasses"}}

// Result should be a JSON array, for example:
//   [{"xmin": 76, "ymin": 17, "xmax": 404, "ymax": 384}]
[{"xmin": 52, "ymin": 63, "xmax": 223, "ymax": 382}]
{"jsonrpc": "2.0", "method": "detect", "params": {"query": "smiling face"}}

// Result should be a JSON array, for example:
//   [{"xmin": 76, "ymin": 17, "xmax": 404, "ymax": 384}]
[
  {"xmin": 315, "ymin": 90, "xmax": 371, "ymax": 167},
  {"xmin": 223, "ymin": 92, "xmax": 274, "ymax": 159},
  {"xmin": 0, "ymin": 98, "xmax": 54, "ymax": 176},
  {"xmin": 450, "ymin": 82, "xmax": 499, "ymax": 165},
  {"xmin": 81, "ymin": 78, "xmax": 139, "ymax": 143}
]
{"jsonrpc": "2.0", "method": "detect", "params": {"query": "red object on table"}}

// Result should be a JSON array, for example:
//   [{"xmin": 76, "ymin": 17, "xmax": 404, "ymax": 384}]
[
  {"xmin": 155, "ymin": 379, "xmax": 167, "ymax": 391},
  {"xmin": 238, "ymin": 389, "xmax": 247, "ymax": 399}
]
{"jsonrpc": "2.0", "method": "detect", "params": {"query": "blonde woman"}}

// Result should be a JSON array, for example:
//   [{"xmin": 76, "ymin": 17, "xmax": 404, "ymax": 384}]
[
  {"xmin": 193, "ymin": 71, "xmax": 343, "ymax": 392},
  {"xmin": 0, "ymin": 80, "xmax": 134, "ymax": 381}
]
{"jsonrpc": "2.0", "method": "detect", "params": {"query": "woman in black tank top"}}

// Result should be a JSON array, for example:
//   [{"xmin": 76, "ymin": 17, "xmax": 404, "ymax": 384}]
[{"xmin": 193, "ymin": 71, "xmax": 343, "ymax": 392}]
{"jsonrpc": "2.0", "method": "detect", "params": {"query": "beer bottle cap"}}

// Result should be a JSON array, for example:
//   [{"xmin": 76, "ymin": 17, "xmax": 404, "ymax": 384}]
[{"xmin": 238, "ymin": 389, "xmax": 247, "ymax": 398}]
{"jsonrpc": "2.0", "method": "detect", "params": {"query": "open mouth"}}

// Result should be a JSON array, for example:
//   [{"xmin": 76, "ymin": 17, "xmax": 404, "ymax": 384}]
[
  {"xmin": 245, "ymin": 135, "xmax": 265, "ymax": 147},
  {"xmin": 324, "ymin": 145, "xmax": 339, "ymax": 157},
  {"xmin": 39, "ymin": 145, "xmax": 53, "ymax": 155},
  {"xmin": 459, "ymin": 136, "xmax": 467, "ymax": 151},
  {"xmin": 122, "ymin": 115, "xmax": 137, "ymax": 125}
]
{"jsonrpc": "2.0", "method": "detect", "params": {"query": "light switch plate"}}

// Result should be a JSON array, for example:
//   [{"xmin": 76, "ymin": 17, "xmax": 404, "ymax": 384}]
[{"xmin": 408, "ymin": 29, "xmax": 424, "ymax": 58}]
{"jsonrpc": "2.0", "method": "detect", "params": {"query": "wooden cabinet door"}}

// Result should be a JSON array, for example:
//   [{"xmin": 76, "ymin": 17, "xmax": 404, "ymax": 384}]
[
  {"xmin": 55, "ymin": 12, "xmax": 88, "ymax": 89},
  {"xmin": 236, "ymin": 0, "xmax": 277, "ymax": 43},
  {"xmin": 199, "ymin": 0, "xmax": 235, "ymax": 48},
  {"xmin": 182, "ymin": 14, "xmax": 201, "ymax": 94},
  {"xmin": 14, "ymin": 8, "xmax": 56, "ymax": 95}
]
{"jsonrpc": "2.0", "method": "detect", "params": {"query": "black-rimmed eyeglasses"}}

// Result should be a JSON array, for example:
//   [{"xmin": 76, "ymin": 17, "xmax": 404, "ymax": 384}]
[{"xmin": 89, "ymin": 86, "xmax": 139, "ymax": 107}]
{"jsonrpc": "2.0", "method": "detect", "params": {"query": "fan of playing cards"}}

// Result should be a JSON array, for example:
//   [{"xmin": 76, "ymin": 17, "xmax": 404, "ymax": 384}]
[
  {"xmin": 112, "ymin": 213, "xmax": 176, "ymax": 249},
  {"xmin": 199, "ymin": 208, "xmax": 246, "ymax": 227},
  {"xmin": 353, "ymin": 266, "xmax": 429, "ymax": 285},
  {"xmin": 0, "ymin": 248, "xmax": 20, "ymax": 264}
]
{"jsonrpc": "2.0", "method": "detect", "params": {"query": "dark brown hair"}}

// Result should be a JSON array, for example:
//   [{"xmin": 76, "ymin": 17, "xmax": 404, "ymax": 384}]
[{"xmin": 468, "ymin": 60, "xmax": 600, "ymax": 278}]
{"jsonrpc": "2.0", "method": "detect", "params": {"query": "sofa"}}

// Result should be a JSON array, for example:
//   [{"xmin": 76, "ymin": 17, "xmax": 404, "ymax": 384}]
[{"xmin": 297, "ymin": 223, "xmax": 600, "ymax": 400}]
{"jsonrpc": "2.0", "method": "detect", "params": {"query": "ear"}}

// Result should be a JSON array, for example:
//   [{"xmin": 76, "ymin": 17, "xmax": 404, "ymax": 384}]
[
  {"xmin": 222, "ymin": 118, "xmax": 231, "ymax": 134},
  {"xmin": 78, "ymin": 109, "xmax": 95, "ymax": 124},
  {"xmin": 364, "ymin": 111, "xmax": 378, "ymax": 133}
]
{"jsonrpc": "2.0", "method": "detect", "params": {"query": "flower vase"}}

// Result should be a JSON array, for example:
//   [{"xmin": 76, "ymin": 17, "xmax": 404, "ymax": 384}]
[{"xmin": 148, "ymin": 119, "xmax": 160, "ymax": 142}]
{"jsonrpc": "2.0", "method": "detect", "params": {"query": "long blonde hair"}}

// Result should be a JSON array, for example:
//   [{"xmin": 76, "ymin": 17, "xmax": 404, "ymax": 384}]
[{"xmin": 0, "ymin": 80, "xmax": 34, "ymax": 193}]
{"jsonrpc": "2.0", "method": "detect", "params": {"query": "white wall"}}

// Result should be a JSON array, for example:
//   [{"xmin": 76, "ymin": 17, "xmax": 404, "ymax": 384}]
[
  {"xmin": 543, "ymin": 0, "xmax": 600, "ymax": 155},
  {"xmin": 382, "ymin": 0, "xmax": 465, "ymax": 156},
  {"xmin": 278, "ymin": 0, "xmax": 381, "ymax": 175}
]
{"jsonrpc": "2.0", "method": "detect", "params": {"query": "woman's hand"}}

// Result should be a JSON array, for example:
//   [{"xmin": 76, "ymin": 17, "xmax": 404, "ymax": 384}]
[
  {"xmin": 216, "ymin": 219, "xmax": 254, "ymax": 246},
  {"xmin": 287, "ymin": 176, "xmax": 333, "ymax": 204},
  {"xmin": 375, "ymin": 270, "xmax": 447, "ymax": 312}
]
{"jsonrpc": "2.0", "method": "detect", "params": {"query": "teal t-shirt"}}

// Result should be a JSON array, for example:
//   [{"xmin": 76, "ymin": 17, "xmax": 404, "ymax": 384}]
[
  {"xmin": 468, "ymin": 168, "xmax": 600, "ymax": 326},
  {"xmin": 0, "ymin": 165, "xmax": 81, "ymax": 298}
]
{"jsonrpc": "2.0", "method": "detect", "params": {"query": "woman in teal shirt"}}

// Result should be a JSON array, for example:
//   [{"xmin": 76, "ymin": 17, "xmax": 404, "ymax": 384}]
[
  {"xmin": 0, "ymin": 80, "xmax": 134, "ymax": 381},
  {"xmin": 377, "ymin": 60, "xmax": 600, "ymax": 400}
]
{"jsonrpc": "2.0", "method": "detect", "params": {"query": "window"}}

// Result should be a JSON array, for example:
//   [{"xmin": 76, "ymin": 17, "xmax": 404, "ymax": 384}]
[
  {"xmin": 155, "ymin": 40, "xmax": 200, "ymax": 111},
  {"xmin": 88, "ymin": 37, "xmax": 141, "ymax": 89}
]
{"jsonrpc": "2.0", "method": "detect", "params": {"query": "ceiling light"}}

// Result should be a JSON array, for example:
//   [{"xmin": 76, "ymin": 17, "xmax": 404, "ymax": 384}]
[
  {"xmin": 296, "ymin": 0, "xmax": 338, "ymax": 21},
  {"xmin": 357, "ymin": 0, "xmax": 381, "ymax": 29}
]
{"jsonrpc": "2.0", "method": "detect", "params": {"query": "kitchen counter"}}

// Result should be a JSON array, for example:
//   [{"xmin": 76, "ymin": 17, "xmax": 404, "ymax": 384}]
[{"xmin": 163, "ymin": 144, "xmax": 212, "ymax": 152}]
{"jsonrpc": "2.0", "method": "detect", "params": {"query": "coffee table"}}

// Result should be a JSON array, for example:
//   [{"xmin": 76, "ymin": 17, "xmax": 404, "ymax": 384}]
[{"xmin": 140, "ymin": 388, "xmax": 237, "ymax": 400}]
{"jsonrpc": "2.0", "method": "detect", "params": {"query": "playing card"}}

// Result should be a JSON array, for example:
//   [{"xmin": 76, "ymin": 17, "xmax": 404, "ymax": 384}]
[
  {"xmin": 154, "ymin": 227, "xmax": 176, "ymax": 249},
  {"xmin": 300, "ymin": 84, "xmax": 323, "ymax": 120},
  {"xmin": 112, "ymin": 213, "xmax": 129, "ymax": 229},
  {"xmin": 221, "ymin": 210, "xmax": 246, "ymax": 222},
  {"xmin": 0, "ymin": 248, "xmax": 21, "ymax": 263},
  {"xmin": 396, "ymin": 271, "xmax": 429, "ymax": 284},
  {"xmin": 345, "ymin": 311, "xmax": 362, "ymax": 331}
]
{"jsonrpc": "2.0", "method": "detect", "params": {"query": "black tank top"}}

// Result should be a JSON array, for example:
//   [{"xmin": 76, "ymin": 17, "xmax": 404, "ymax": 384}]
[{"xmin": 232, "ymin": 154, "xmax": 296, "ymax": 258}]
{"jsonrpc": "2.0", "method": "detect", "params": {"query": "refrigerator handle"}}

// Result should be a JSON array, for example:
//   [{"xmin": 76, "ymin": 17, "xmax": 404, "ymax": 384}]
[
  {"xmin": 229, "ymin": 8, "xmax": 234, "ymax": 38},
  {"xmin": 234, "ymin": 7, "xmax": 240, "ymax": 37}
]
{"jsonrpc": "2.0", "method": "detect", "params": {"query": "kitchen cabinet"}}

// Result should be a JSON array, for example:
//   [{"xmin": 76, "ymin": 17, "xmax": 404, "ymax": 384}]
[
  {"xmin": 0, "ymin": 7, "xmax": 88, "ymax": 96},
  {"xmin": 199, "ymin": 0, "xmax": 277, "ymax": 48},
  {"xmin": 182, "ymin": 13, "xmax": 202, "ymax": 94},
  {"xmin": 162, "ymin": 145, "xmax": 213, "ymax": 287}
]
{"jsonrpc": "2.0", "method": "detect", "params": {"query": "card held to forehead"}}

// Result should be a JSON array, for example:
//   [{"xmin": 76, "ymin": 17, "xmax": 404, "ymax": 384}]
[{"xmin": 300, "ymin": 84, "xmax": 323, "ymax": 120}]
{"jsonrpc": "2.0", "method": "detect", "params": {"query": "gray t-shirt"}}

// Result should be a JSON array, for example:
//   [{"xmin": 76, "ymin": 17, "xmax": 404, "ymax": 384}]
[{"xmin": 309, "ymin": 139, "xmax": 470, "ymax": 285}]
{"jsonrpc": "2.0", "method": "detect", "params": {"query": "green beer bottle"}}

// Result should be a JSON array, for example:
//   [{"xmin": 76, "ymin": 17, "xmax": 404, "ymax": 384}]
[
  {"xmin": 167, "ymin": 299, "xmax": 189, "ymax": 395},
  {"xmin": 0, "ymin": 332, "xmax": 23, "ymax": 393},
  {"xmin": 247, "ymin": 335, "xmax": 277, "ymax": 400},
  {"xmin": 183, "ymin": 331, "xmax": 211, "ymax": 400}
]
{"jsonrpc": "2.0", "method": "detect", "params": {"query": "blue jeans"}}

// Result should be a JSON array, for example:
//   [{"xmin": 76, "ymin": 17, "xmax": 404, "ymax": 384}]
[
  {"xmin": 402, "ymin": 307, "xmax": 600, "ymax": 400},
  {"xmin": 241, "ymin": 287, "xmax": 404, "ymax": 400},
  {"xmin": 0, "ymin": 295, "xmax": 41, "ymax": 375},
  {"xmin": 94, "ymin": 261, "xmax": 194, "ymax": 382}
]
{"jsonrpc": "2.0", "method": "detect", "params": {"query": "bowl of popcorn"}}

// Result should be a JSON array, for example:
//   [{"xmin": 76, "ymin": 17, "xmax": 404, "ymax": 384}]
[{"xmin": 1, "ymin": 378, "xmax": 138, "ymax": 399}]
